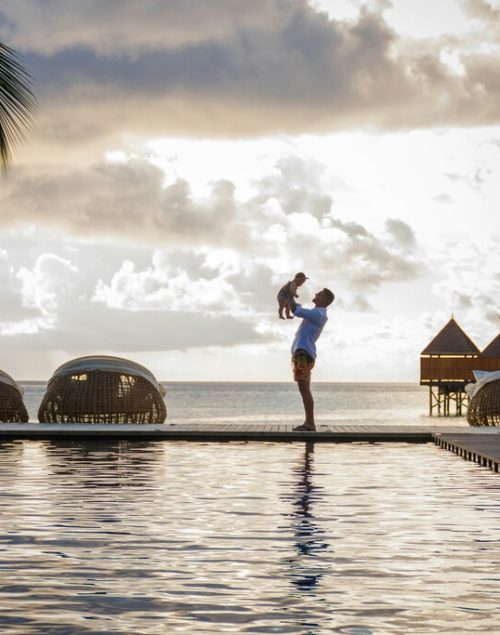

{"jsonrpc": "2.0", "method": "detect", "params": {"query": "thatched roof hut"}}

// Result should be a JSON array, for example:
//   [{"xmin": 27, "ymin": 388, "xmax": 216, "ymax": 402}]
[
  {"xmin": 421, "ymin": 318, "xmax": 480, "ymax": 355},
  {"xmin": 420, "ymin": 318, "xmax": 480, "ymax": 388},
  {"xmin": 421, "ymin": 319, "xmax": 500, "ymax": 416},
  {"xmin": 482, "ymin": 333, "xmax": 500, "ymax": 357}
]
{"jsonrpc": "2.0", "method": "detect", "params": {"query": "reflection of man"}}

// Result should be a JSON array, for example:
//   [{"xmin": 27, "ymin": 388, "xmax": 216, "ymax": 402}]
[
  {"xmin": 290, "ymin": 288, "xmax": 335, "ymax": 431},
  {"xmin": 289, "ymin": 441, "xmax": 328, "ymax": 596}
]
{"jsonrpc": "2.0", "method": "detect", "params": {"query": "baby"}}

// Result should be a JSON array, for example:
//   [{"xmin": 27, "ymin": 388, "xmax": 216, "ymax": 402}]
[{"xmin": 277, "ymin": 272, "xmax": 308, "ymax": 319}]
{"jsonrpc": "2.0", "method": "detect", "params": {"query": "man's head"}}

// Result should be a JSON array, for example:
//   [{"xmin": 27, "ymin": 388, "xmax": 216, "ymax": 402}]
[{"xmin": 313, "ymin": 288, "xmax": 335, "ymax": 308}]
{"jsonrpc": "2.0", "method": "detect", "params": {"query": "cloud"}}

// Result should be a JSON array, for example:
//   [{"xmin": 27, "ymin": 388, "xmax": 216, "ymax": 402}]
[
  {"xmin": 315, "ymin": 215, "xmax": 420, "ymax": 294},
  {"xmin": 432, "ymin": 193, "xmax": 454, "ymax": 203},
  {"xmin": 1, "ymin": 154, "xmax": 423, "ymax": 312},
  {"xmin": 17, "ymin": 253, "xmax": 79, "ymax": 315},
  {"xmin": 431, "ymin": 240, "xmax": 500, "ymax": 338},
  {"xmin": 0, "ymin": 0, "xmax": 282, "ymax": 55},
  {"xmin": 92, "ymin": 253, "xmax": 244, "ymax": 313},
  {"xmin": 461, "ymin": 0, "xmax": 499, "ymax": 23},
  {"xmin": 385, "ymin": 218, "xmax": 416, "ymax": 247},
  {"xmin": 0, "ymin": 249, "xmax": 41, "ymax": 329},
  {"xmin": 1, "ymin": 159, "xmax": 248, "ymax": 246},
  {"xmin": 0, "ymin": 246, "xmax": 265, "ymax": 355},
  {"xmin": 0, "ymin": 305, "xmax": 265, "ymax": 354},
  {"xmin": 2, "ymin": 0, "xmax": 500, "ymax": 166}
]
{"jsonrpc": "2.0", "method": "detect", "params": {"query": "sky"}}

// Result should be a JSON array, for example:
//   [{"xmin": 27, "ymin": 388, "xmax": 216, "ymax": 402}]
[{"xmin": 0, "ymin": 0, "xmax": 499, "ymax": 382}]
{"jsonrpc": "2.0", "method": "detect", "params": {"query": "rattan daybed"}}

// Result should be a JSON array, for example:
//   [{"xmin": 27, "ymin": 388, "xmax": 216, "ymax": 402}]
[
  {"xmin": 466, "ymin": 370, "xmax": 500, "ymax": 426},
  {"xmin": 38, "ymin": 356, "xmax": 167, "ymax": 423},
  {"xmin": 0, "ymin": 370, "xmax": 29, "ymax": 422}
]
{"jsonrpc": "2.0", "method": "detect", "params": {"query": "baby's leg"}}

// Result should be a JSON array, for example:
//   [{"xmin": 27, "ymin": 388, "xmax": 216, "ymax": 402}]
[
  {"xmin": 285, "ymin": 300, "xmax": 293, "ymax": 319},
  {"xmin": 278, "ymin": 299, "xmax": 285, "ymax": 319}
]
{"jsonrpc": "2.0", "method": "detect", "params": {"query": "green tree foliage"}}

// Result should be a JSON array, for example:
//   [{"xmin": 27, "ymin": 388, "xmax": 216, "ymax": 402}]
[{"xmin": 0, "ymin": 43, "xmax": 35, "ymax": 173}]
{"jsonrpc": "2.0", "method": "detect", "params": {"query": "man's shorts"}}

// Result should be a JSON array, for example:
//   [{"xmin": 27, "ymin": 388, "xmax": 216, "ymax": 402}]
[{"xmin": 292, "ymin": 349, "xmax": 315, "ymax": 382}]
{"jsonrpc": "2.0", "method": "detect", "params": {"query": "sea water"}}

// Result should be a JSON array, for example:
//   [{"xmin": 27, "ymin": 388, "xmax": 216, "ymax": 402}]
[
  {"xmin": 0, "ymin": 440, "xmax": 499, "ymax": 634},
  {"xmin": 20, "ymin": 381, "xmax": 467, "ymax": 426}
]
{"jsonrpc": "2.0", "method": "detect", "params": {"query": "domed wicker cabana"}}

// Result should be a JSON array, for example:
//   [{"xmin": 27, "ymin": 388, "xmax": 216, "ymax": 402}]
[
  {"xmin": 466, "ymin": 370, "xmax": 500, "ymax": 426},
  {"xmin": 0, "ymin": 370, "xmax": 29, "ymax": 423},
  {"xmin": 38, "ymin": 356, "xmax": 167, "ymax": 423}
]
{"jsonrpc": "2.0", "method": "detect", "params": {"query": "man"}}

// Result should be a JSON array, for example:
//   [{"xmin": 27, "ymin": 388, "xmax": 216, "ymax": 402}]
[{"xmin": 290, "ymin": 288, "xmax": 335, "ymax": 431}]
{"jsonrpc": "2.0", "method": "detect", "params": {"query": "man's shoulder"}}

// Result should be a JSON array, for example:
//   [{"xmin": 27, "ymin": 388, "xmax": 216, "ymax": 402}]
[{"xmin": 294, "ymin": 304, "xmax": 327, "ymax": 312}]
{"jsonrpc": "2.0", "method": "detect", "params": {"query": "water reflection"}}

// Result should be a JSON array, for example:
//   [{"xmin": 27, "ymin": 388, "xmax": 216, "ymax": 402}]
[
  {"xmin": 41, "ymin": 440, "xmax": 163, "ymax": 489},
  {"xmin": 281, "ymin": 441, "xmax": 330, "ymax": 633},
  {"xmin": 290, "ymin": 442, "xmax": 329, "ymax": 592},
  {"xmin": 1, "ymin": 441, "xmax": 500, "ymax": 633}
]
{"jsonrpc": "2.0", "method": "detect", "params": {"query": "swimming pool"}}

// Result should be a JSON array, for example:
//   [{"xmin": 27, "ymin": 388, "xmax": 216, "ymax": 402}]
[{"xmin": 0, "ymin": 441, "xmax": 498, "ymax": 633}]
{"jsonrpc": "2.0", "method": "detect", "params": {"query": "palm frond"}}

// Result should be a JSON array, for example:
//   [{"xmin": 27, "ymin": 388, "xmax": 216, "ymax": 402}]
[{"xmin": 0, "ymin": 43, "xmax": 36, "ymax": 173}]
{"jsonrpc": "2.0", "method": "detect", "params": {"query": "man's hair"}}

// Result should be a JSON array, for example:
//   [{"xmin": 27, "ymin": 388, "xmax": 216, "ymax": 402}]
[{"xmin": 323, "ymin": 288, "xmax": 335, "ymax": 306}]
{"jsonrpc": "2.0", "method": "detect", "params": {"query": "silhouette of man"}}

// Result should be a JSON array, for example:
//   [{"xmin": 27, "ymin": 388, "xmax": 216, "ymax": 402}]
[{"xmin": 290, "ymin": 288, "xmax": 335, "ymax": 431}]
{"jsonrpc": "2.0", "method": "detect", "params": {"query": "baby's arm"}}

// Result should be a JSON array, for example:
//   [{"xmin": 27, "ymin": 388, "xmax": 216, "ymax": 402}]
[{"xmin": 289, "ymin": 281, "xmax": 298, "ymax": 297}]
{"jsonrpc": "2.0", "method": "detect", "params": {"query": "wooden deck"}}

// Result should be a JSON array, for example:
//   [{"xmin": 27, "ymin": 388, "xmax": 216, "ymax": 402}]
[
  {"xmin": 434, "ymin": 432, "xmax": 500, "ymax": 473},
  {"xmin": 0, "ymin": 422, "xmax": 498, "ymax": 442}
]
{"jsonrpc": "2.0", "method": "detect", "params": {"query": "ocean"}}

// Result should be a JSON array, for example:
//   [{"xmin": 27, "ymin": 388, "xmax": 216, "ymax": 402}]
[{"xmin": 20, "ymin": 381, "xmax": 467, "ymax": 426}]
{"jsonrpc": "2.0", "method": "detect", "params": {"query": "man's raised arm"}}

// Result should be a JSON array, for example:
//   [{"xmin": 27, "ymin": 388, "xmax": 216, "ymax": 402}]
[{"xmin": 292, "ymin": 302, "xmax": 325, "ymax": 327}]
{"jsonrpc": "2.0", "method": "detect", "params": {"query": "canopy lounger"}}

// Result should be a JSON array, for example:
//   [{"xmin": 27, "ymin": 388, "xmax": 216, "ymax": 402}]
[
  {"xmin": 38, "ymin": 356, "xmax": 167, "ymax": 423},
  {"xmin": 466, "ymin": 371, "xmax": 500, "ymax": 427},
  {"xmin": 0, "ymin": 370, "xmax": 29, "ymax": 423}
]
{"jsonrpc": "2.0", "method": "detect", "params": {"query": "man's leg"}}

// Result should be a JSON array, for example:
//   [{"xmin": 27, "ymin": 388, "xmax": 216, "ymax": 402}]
[{"xmin": 295, "ymin": 378, "xmax": 315, "ymax": 430}]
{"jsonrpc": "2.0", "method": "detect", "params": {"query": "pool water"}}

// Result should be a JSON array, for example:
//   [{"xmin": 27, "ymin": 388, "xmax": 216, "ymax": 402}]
[{"xmin": 0, "ymin": 441, "xmax": 499, "ymax": 633}]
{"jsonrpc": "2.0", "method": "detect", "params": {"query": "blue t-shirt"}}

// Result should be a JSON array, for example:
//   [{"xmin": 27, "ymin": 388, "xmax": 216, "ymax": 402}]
[{"xmin": 291, "ymin": 304, "xmax": 328, "ymax": 359}]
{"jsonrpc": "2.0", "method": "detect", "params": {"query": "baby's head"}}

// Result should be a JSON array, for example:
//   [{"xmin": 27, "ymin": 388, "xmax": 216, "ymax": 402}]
[{"xmin": 294, "ymin": 272, "xmax": 308, "ymax": 287}]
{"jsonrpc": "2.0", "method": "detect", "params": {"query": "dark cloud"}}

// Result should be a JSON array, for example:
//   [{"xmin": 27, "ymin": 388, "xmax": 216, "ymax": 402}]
[
  {"xmin": 0, "ymin": 159, "xmax": 247, "ymax": 246},
  {"xmin": 65, "ymin": 306, "xmax": 264, "ymax": 352},
  {"xmin": 0, "ymin": 306, "xmax": 265, "ymax": 353},
  {"xmin": 0, "ymin": 0, "xmax": 279, "ymax": 55},
  {"xmin": 1, "ymin": 0, "xmax": 499, "ymax": 164}
]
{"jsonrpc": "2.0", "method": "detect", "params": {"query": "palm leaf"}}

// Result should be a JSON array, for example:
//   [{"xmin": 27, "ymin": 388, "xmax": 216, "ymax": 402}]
[{"xmin": 0, "ymin": 43, "xmax": 36, "ymax": 173}]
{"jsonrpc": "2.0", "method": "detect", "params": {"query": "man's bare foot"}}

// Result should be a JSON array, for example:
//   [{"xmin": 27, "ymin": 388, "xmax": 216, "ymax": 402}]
[{"xmin": 293, "ymin": 424, "xmax": 316, "ymax": 431}]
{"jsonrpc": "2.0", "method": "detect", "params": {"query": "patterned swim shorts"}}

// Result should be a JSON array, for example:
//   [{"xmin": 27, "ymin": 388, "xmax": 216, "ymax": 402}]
[{"xmin": 292, "ymin": 349, "xmax": 315, "ymax": 382}]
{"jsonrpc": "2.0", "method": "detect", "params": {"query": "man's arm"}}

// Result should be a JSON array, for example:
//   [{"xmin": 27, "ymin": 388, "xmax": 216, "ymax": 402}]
[{"xmin": 291, "ymin": 303, "xmax": 325, "ymax": 327}]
